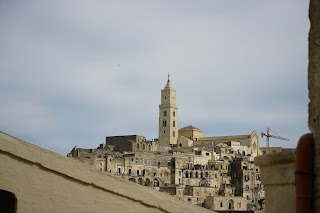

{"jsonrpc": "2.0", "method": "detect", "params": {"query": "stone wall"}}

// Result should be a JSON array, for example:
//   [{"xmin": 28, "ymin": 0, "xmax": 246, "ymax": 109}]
[
  {"xmin": 308, "ymin": 0, "xmax": 320, "ymax": 211},
  {"xmin": 0, "ymin": 131, "xmax": 211, "ymax": 213},
  {"xmin": 106, "ymin": 135, "xmax": 145, "ymax": 152},
  {"xmin": 255, "ymin": 151, "xmax": 296, "ymax": 213}
]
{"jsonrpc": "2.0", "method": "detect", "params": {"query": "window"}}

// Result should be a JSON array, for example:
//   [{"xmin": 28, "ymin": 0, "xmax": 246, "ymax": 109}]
[
  {"xmin": 173, "ymin": 121, "xmax": 175, "ymax": 127},
  {"xmin": 238, "ymin": 202, "xmax": 241, "ymax": 208},
  {"xmin": 137, "ymin": 144, "xmax": 139, "ymax": 149},
  {"xmin": 128, "ymin": 168, "xmax": 131, "ymax": 175},
  {"xmin": 0, "ymin": 190, "xmax": 17, "ymax": 213},
  {"xmin": 163, "ymin": 111, "xmax": 167, "ymax": 116},
  {"xmin": 167, "ymin": 161, "xmax": 171, "ymax": 168},
  {"xmin": 143, "ymin": 144, "xmax": 145, "ymax": 150},
  {"xmin": 157, "ymin": 161, "xmax": 161, "ymax": 168},
  {"xmin": 147, "ymin": 160, "xmax": 151, "ymax": 166},
  {"xmin": 228, "ymin": 201, "xmax": 233, "ymax": 210},
  {"xmin": 148, "ymin": 144, "xmax": 151, "ymax": 151},
  {"xmin": 173, "ymin": 111, "xmax": 175, "ymax": 116},
  {"xmin": 206, "ymin": 152, "xmax": 209, "ymax": 156},
  {"xmin": 220, "ymin": 202, "xmax": 223, "ymax": 208},
  {"xmin": 173, "ymin": 131, "xmax": 175, "ymax": 137}
]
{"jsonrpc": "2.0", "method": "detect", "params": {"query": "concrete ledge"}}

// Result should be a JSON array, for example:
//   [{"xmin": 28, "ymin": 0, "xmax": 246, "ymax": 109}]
[
  {"xmin": 255, "ymin": 151, "xmax": 296, "ymax": 167},
  {"xmin": 255, "ymin": 151, "xmax": 296, "ymax": 213}
]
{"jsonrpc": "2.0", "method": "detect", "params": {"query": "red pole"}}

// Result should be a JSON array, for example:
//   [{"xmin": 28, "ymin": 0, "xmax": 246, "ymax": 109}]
[{"xmin": 296, "ymin": 133, "xmax": 314, "ymax": 213}]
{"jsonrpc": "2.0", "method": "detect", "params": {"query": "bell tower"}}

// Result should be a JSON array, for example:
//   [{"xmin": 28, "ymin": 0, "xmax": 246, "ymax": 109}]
[{"xmin": 159, "ymin": 74, "xmax": 178, "ymax": 146}]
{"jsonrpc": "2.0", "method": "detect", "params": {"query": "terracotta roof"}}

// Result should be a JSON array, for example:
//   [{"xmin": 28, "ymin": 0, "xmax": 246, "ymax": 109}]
[
  {"xmin": 179, "ymin": 125, "xmax": 202, "ymax": 131},
  {"xmin": 198, "ymin": 134, "xmax": 251, "ymax": 141}
]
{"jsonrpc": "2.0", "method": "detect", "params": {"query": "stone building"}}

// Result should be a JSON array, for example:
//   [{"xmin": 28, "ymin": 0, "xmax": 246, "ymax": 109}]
[
  {"xmin": 204, "ymin": 196, "xmax": 247, "ymax": 212},
  {"xmin": 67, "ymin": 78, "xmax": 265, "ymax": 211},
  {"xmin": 105, "ymin": 135, "xmax": 146, "ymax": 152},
  {"xmin": 178, "ymin": 125, "xmax": 204, "ymax": 142}
]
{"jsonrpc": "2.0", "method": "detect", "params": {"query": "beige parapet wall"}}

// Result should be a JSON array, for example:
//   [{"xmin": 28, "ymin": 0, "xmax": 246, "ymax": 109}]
[
  {"xmin": 255, "ymin": 151, "xmax": 296, "ymax": 213},
  {"xmin": 0, "ymin": 131, "xmax": 212, "ymax": 213}
]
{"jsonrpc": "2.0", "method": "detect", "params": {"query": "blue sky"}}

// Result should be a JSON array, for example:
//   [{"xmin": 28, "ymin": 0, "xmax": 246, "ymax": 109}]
[{"xmin": 0, "ymin": 0, "xmax": 310, "ymax": 155}]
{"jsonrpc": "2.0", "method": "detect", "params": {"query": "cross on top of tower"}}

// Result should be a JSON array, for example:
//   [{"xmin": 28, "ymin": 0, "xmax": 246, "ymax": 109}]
[{"xmin": 168, "ymin": 73, "xmax": 170, "ymax": 81}]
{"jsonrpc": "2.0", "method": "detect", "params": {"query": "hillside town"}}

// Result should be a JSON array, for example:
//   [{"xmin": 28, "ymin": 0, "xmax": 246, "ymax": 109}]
[{"xmin": 68, "ymin": 77, "xmax": 266, "ymax": 212}]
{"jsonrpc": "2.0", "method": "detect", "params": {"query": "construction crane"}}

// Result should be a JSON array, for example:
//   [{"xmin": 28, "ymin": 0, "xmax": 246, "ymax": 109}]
[{"xmin": 261, "ymin": 128, "xmax": 290, "ymax": 148}]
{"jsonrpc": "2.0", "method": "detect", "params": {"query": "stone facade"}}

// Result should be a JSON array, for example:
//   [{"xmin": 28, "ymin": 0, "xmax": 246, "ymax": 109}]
[
  {"xmin": 178, "ymin": 125, "xmax": 204, "ymax": 142},
  {"xmin": 204, "ymin": 196, "xmax": 247, "ymax": 212},
  {"xmin": 308, "ymin": 0, "xmax": 320, "ymax": 211},
  {"xmin": 105, "ymin": 135, "xmax": 146, "ymax": 152}
]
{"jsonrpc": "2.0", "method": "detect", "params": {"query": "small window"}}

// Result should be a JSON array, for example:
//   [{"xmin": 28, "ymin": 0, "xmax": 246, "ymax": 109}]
[
  {"xmin": 137, "ymin": 144, "xmax": 139, "ymax": 149},
  {"xmin": 173, "ymin": 121, "xmax": 175, "ymax": 127},
  {"xmin": 173, "ymin": 111, "xmax": 175, "ymax": 116},
  {"xmin": 157, "ymin": 161, "xmax": 161, "ymax": 168},
  {"xmin": 173, "ymin": 131, "xmax": 175, "ymax": 137},
  {"xmin": 228, "ymin": 202, "xmax": 232, "ymax": 210},
  {"xmin": 163, "ymin": 111, "xmax": 167, "ymax": 116},
  {"xmin": 167, "ymin": 161, "xmax": 171, "ymax": 168},
  {"xmin": 143, "ymin": 144, "xmax": 145, "ymax": 150},
  {"xmin": 220, "ymin": 202, "xmax": 223, "ymax": 208},
  {"xmin": 0, "ymin": 190, "xmax": 17, "ymax": 213}
]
